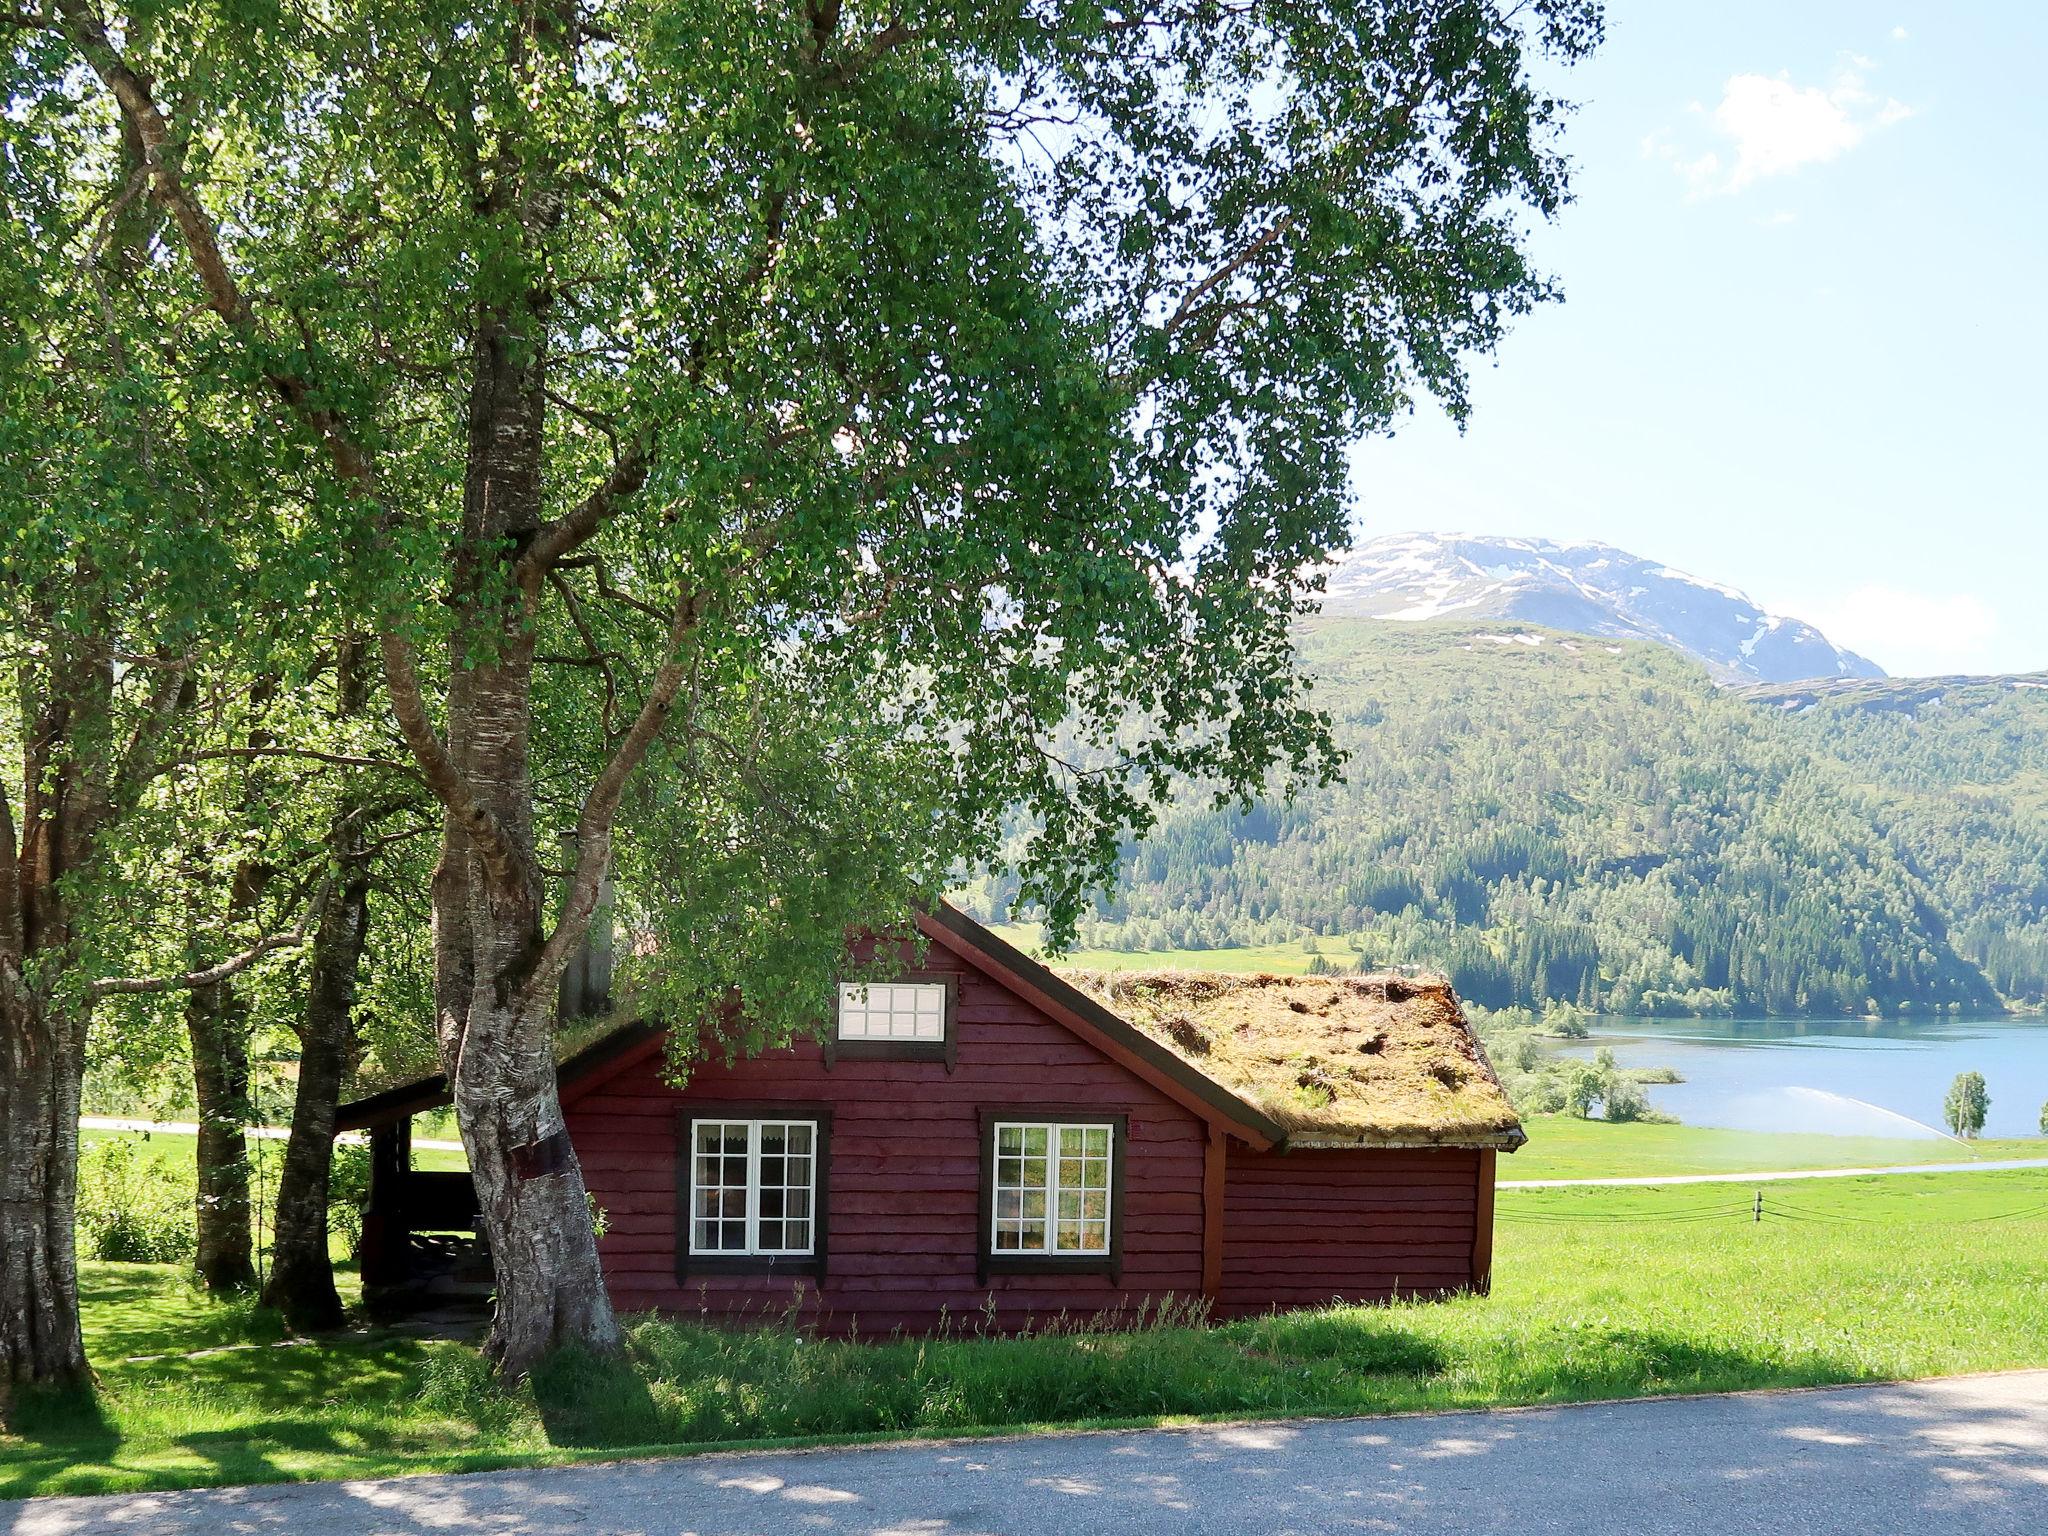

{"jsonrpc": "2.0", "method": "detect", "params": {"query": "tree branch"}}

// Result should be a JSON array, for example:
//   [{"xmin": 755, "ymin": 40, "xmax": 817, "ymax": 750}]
[
  {"xmin": 548, "ymin": 568, "xmax": 619, "ymax": 738},
  {"xmin": 518, "ymin": 585, "xmax": 709, "ymax": 1005},
  {"xmin": 1162, "ymin": 214, "xmax": 1293, "ymax": 339},
  {"xmin": 377, "ymin": 627, "xmax": 525, "ymax": 884},
  {"xmin": 87, "ymin": 879, "xmax": 331, "ymax": 998},
  {"xmin": 57, "ymin": 0, "xmax": 377, "ymax": 494},
  {"xmin": 159, "ymin": 745, "xmax": 426, "ymax": 782},
  {"xmin": 514, "ymin": 442, "xmax": 650, "ymax": 582}
]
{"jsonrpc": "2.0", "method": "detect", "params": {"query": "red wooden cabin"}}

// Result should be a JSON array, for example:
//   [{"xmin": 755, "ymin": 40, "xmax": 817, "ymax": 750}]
[{"xmin": 337, "ymin": 904, "xmax": 1522, "ymax": 1330}]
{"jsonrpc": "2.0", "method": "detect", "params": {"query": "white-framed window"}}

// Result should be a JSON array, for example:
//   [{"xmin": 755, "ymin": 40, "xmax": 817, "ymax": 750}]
[
  {"xmin": 688, "ymin": 1117, "xmax": 817, "ymax": 1257},
  {"xmin": 990, "ymin": 1121, "xmax": 1113, "ymax": 1255},
  {"xmin": 837, "ymin": 980, "xmax": 948, "ymax": 1043}
]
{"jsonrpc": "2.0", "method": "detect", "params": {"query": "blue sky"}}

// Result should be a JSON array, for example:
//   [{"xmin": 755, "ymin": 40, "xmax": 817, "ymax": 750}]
[{"xmin": 1345, "ymin": 2, "xmax": 2047, "ymax": 676}]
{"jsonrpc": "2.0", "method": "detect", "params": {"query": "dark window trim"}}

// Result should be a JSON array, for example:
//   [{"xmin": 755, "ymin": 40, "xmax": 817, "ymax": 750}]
[
  {"xmin": 674, "ymin": 1102, "xmax": 832, "ymax": 1281},
  {"xmin": 976, "ymin": 1107, "xmax": 1127, "ymax": 1285},
  {"xmin": 825, "ymin": 970, "xmax": 959, "ymax": 1071}
]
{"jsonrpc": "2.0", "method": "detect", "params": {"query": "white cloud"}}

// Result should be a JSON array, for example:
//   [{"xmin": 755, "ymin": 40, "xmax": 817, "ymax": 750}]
[
  {"xmin": 1892, "ymin": 25, "xmax": 1909, "ymax": 42},
  {"xmin": 1648, "ymin": 61, "xmax": 1913, "ymax": 196},
  {"xmin": 1800, "ymin": 586, "xmax": 2001, "ymax": 676}
]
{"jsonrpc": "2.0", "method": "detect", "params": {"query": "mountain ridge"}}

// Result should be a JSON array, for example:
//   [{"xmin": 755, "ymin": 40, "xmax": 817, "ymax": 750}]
[{"xmin": 1323, "ymin": 532, "xmax": 1884, "ymax": 686}]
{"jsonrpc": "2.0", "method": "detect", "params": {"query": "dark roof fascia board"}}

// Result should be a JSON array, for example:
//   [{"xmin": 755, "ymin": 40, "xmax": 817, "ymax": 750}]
[
  {"xmin": 334, "ymin": 1019, "xmax": 666, "ymax": 1136},
  {"xmin": 333, "ymin": 1073, "xmax": 452, "ymax": 1134}
]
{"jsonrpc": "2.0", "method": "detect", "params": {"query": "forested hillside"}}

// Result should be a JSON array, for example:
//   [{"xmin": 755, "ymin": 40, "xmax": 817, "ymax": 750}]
[
  {"xmin": 1744, "ymin": 673, "xmax": 2048, "ymax": 1007},
  {"xmin": 964, "ymin": 622, "xmax": 2045, "ymax": 1016}
]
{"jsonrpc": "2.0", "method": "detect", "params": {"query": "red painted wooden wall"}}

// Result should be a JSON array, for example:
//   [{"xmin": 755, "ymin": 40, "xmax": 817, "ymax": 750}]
[
  {"xmin": 1215, "ymin": 1144, "xmax": 1485, "ymax": 1317},
  {"xmin": 564, "ymin": 942, "xmax": 1209, "ymax": 1334}
]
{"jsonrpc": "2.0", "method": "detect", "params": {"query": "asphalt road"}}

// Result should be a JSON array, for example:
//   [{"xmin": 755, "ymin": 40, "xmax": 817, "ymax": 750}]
[{"xmin": 8, "ymin": 1371, "xmax": 2046, "ymax": 1536}]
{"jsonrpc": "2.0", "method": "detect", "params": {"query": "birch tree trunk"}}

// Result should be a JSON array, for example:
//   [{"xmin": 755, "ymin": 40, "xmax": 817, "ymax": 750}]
[
  {"xmin": 261, "ymin": 863, "xmax": 369, "ymax": 1330},
  {"xmin": 431, "ymin": 314, "xmax": 619, "ymax": 1376},
  {"xmin": 185, "ymin": 949, "xmax": 258, "ymax": 1291},
  {"xmin": 263, "ymin": 641, "xmax": 380, "ymax": 1331},
  {"xmin": 0, "ymin": 988, "xmax": 89, "ymax": 1399},
  {"xmin": 0, "ymin": 642, "xmax": 114, "ymax": 1398}
]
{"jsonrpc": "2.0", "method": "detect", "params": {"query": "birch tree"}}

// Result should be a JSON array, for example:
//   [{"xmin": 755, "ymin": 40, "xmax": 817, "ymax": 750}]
[{"xmin": 25, "ymin": 0, "xmax": 1601, "ymax": 1377}]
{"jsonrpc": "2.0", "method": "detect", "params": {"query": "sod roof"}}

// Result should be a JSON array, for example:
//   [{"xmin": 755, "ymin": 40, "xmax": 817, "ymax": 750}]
[{"xmin": 1061, "ymin": 969, "xmax": 1524, "ymax": 1149}]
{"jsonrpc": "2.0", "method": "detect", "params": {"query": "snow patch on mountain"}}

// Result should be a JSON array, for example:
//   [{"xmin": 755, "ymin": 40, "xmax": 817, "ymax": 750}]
[{"xmin": 1323, "ymin": 533, "xmax": 1884, "ymax": 686}]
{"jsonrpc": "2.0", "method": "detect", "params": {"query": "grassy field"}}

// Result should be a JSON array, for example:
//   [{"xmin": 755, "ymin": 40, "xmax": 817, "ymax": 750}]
[
  {"xmin": 994, "ymin": 924, "xmax": 1337, "ymax": 976},
  {"xmin": 81, "ymin": 1126, "xmax": 469, "ymax": 1174},
  {"xmin": 1508, "ymin": 1116, "xmax": 2046, "ymax": 1180},
  {"xmin": 6, "ymin": 1166, "xmax": 2047, "ymax": 1499}
]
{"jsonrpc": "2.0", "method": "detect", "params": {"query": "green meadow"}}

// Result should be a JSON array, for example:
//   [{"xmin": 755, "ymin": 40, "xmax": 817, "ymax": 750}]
[
  {"xmin": 7, "ymin": 1167, "xmax": 2046, "ymax": 1499},
  {"xmin": 1507, "ymin": 1115, "xmax": 2046, "ymax": 1181}
]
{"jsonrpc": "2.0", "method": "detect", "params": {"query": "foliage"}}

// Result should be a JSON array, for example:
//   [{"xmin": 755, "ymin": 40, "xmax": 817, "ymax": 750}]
[
  {"xmin": 327, "ymin": 1142, "xmax": 372, "ymax": 1256},
  {"xmin": 974, "ymin": 623, "xmax": 2020, "ymax": 1017},
  {"xmin": 18, "ymin": 0, "xmax": 1609, "ymax": 1081},
  {"xmin": 13, "ymin": 1171, "xmax": 2048, "ymax": 1496},
  {"xmin": 1543, "ymin": 1000, "xmax": 1592, "ymax": 1038},
  {"xmin": 74, "ymin": 1138, "xmax": 194, "ymax": 1265},
  {"xmin": 1945, "ymin": 1071, "xmax": 1991, "ymax": 1139},
  {"xmin": 72, "ymin": 1129, "xmax": 462, "ymax": 1274},
  {"xmin": 1465, "ymin": 1016, "xmax": 1672, "ymax": 1123}
]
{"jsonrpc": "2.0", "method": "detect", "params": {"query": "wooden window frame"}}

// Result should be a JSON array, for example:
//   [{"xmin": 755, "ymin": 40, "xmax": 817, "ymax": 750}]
[
  {"xmin": 976, "ymin": 1108, "xmax": 1126, "ymax": 1284},
  {"xmin": 674, "ymin": 1102, "xmax": 832, "ymax": 1279},
  {"xmin": 826, "ymin": 971, "xmax": 958, "ymax": 1070}
]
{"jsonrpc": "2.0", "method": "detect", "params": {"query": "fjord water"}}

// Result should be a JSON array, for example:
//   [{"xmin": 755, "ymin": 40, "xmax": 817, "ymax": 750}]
[{"xmin": 1563, "ymin": 1015, "xmax": 2048, "ymax": 1141}]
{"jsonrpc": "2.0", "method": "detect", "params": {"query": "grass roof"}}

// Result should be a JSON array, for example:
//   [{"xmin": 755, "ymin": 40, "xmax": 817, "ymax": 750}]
[{"xmin": 1063, "ymin": 969, "xmax": 1524, "ymax": 1149}]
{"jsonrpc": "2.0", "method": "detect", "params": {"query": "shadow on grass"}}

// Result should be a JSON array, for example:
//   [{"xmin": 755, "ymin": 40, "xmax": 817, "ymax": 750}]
[
  {"xmin": 531, "ymin": 1344, "xmax": 666, "ymax": 1448},
  {"xmin": 0, "ymin": 1382, "xmax": 120, "ymax": 1501},
  {"xmin": 1494, "ymin": 1324, "xmax": 1873, "ymax": 1403},
  {"xmin": 79, "ymin": 1265, "xmax": 286, "ymax": 1362},
  {"xmin": 1229, "ymin": 1311, "xmax": 1452, "ymax": 1378}
]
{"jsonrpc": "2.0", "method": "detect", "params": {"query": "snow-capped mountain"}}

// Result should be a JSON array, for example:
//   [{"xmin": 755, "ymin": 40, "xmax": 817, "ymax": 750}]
[{"xmin": 1322, "ymin": 533, "xmax": 1884, "ymax": 686}]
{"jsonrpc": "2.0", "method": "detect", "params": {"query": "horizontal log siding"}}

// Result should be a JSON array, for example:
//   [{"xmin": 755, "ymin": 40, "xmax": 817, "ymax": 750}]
[
  {"xmin": 1215, "ymin": 1144, "xmax": 1484, "ymax": 1317},
  {"xmin": 568, "ymin": 948, "xmax": 1207, "ymax": 1334}
]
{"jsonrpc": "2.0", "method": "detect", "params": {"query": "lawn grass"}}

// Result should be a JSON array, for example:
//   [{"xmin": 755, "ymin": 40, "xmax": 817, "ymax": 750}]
[
  {"xmin": 7, "ymin": 1167, "xmax": 2047, "ymax": 1499},
  {"xmin": 81, "ymin": 1126, "xmax": 469, "ymax": 1173},
  {"xmin": 1508, "ymin": 1116, "xmax": 2048, "ymax": 1181}
]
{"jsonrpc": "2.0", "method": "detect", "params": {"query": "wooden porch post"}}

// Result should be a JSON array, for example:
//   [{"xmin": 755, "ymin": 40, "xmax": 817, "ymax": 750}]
[{"xmin": 359, "ymin": 1121, "xmax": 413, "ymax": 1289}]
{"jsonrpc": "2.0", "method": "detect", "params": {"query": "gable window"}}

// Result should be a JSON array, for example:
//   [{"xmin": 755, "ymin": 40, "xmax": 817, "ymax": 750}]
[
  {"xmin": 684, "ymin": 1113, "xmax": 825, "ymax": 1264},
  {"xmin": 978, "ymin": 1111, "xmax": 1126, "ymax": 1281},
  {"xmin": 829, "ymin": 975, "xmax": 957, "ymax": 1066},
  {"xmin": 838, "ymin": 981, "xmax": 947, "ymax": 1042}
]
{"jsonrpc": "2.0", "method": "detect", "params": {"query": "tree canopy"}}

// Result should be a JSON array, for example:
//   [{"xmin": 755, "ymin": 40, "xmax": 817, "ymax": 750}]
[
  {"xmin": 26, "ymin": 0, "xmax": 1604, "ymax": 1042},
  {"xmin": 9, "ymin": 0, "xmax": 1604, "ymax": 1376}
]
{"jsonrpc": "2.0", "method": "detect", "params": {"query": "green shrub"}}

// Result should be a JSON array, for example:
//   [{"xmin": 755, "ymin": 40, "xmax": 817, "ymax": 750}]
[
  {"xmin": 329, "ymin": 1140, "xmax": 371, "ymax": 1254},
  {"xmin": 77, "ymin": 1136, "xmax": 195, "ymax": 1263}
]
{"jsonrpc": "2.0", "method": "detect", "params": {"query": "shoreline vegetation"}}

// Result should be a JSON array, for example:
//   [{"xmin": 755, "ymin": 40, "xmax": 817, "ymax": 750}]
[{"xmin": 8, "ymin": 1164, "xmax": 2047, "ymax": 1500}]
